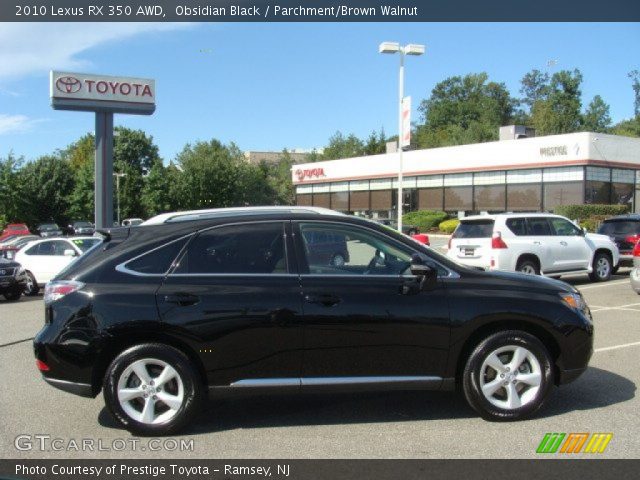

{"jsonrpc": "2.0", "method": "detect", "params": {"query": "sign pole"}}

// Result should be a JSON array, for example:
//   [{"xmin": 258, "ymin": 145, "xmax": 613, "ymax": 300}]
[{"xmin": 95, "ymin": 112, "xmax": 114, "ymax": 229}]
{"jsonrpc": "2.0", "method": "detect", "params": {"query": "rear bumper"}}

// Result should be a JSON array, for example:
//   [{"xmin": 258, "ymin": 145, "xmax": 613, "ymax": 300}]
[{"xmin": 43, "ymin": 376, "xmax": 93, "ymax": 397}]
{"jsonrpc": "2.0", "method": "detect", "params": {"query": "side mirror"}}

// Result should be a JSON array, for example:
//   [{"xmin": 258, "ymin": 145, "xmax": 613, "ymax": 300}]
[
  {"xmin": 63, "ymin": 249, "xmax": 77, "ymax": 257},
  {"xmin": 410, "ymin": 254, "xmax": 438, "ymax": 290}
]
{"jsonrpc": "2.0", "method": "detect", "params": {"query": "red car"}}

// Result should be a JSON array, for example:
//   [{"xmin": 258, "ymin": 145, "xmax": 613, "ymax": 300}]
[{"xmin": 0, "ymin": 223, "xmax": 30, "ymax": 242}]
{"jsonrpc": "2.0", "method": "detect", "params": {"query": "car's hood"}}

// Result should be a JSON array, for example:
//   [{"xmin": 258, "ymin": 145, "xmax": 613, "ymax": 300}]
[
  {"xmin": 586, "ymin": 233, "xmax": 616, "ymax": 245},
  {"xmin": 464, "ymin": 267, "xmax": 577, "ymax": 294},
  {"xmin": 0, "ymin": 258, "xmax": 21, "ymax": 268}
]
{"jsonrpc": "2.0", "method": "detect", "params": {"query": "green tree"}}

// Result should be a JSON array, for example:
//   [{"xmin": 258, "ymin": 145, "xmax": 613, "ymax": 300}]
[
  {"xmin": 19, "ymin": 155, "xmax": 74, "ymax": 226},
  {"xmin": 68, "ymin": 159, "xmax": 94, "ymax": 220},
  {"xmin": 611, "ymin": 117, "xmax": 640, "ymax": 137},
  {"xmin": 0, "ymin": 153, "xmax": 25, "ymax": 223},
  {"xmin": 582, "ymin": 95, "xmax": 612, "ymax": 133},
  {"xmin": 629, "ymin": 70, "xmax": 640, "ymax": 118},
  {"xmin": 114, "ymin": 127, "xmax": 160, "ymax": 175},
  {"xmin": 141, "ymin": 159, "xmax": 173, "ymax": 217},
  {"xmin": 321, "ymin": 131, "xmax": 365, "ymax": 160},
  {"xmin": 415, "ymin": 72, "xmax": 515, "ymax": 148},
  {"xmin": 531, "ymin": 69, "xmax": 583, "ymax": 135},
  {"xmin": 363, "ymin": 128, "xmax": 387, "ymax": 155},
  {"xmin": 519, "ymin": 69, "xmax": 550, "ymax": 112}
]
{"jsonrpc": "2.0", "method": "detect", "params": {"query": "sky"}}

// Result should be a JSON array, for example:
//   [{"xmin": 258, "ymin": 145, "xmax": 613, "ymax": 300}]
[{"xmin": 0, "ymin": 22, "xmax": 638, "ymax": 163}]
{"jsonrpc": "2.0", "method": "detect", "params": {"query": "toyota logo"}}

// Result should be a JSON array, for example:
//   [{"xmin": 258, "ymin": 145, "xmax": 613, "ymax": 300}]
[
  {"xmin": 295, "ymin": 169, "xmax": 304, "ymax": 181},
  {"xmin": 55, "ymin": 76, "xmax": 82, "ymax": 94}
]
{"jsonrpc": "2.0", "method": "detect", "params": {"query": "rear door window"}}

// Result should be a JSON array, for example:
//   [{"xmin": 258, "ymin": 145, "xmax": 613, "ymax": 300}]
[
  {"xmin": 506, "ymin": 218, "xmax": 527, "ymax": 236},
  {"xmin": 526, "ymin": 217, "xmax": 553, "ymax": 236},
  {"xmin": 173, "ymin": 222, "xmax": 287, "ymax": 275},
  {"xmin": 452, "ymin": 220, "xmax": 494, "ymax": 238}
]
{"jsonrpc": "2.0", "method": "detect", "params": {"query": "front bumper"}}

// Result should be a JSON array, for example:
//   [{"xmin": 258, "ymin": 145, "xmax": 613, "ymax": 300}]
[{"xmin": 0, "ymin": 272, "xmax": 27, "ymax": 294}]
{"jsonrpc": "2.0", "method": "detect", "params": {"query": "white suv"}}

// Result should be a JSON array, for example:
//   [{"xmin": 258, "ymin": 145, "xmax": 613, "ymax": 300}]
[{"xmin": 446, "ymin": 213, "xmax": 619, "ymax": 282}]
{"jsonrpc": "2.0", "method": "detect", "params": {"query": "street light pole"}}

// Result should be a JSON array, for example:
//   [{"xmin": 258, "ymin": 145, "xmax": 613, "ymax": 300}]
[
  {"xmin": 113, "ymin": 172, "xmax": 126, "ymax": 226},
  {"xmin": 379, "ymin": 42, "xmax": 425, "ymax": 234}
]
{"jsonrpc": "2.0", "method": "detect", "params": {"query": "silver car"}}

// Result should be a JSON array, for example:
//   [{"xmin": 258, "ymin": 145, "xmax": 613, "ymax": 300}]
[{"xmin": 632, "ymin": 241, "xmax": 640, "ymax": 294}]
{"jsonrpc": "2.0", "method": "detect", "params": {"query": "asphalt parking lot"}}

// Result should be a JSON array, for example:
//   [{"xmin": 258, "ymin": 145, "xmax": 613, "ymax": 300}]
[{"xmin": 0, "ymin": 253, "xmax": 638, "ymax": 459}]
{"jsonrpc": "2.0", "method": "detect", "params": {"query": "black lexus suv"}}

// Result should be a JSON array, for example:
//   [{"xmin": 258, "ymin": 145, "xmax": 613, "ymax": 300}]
[{"xmin": 34, "ymin": 207, "xmax": 593, "ymax": 436}]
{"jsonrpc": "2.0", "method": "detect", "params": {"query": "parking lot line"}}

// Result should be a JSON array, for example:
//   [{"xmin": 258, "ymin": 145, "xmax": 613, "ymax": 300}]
[
  {"xmin": 594, "ymin": 341, "xmax": 640, "ymax": 353},
  {"xmin": 577, "ymin": 279, "xmax": 630, "ymax": 290},
  {"xmin": 589, "ymin": 302, "xmax": 640, "ymax": 312}
]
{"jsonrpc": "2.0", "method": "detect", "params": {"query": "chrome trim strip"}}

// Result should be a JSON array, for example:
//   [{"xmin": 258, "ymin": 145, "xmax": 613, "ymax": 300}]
[
  {"xmin": 115, "ymin": 232, "xmax": 195, "ymax": 277},
  {"xmin": 301, "ymin": 376, "xmax": 441, "ymax": 386},
  {"xmin": 230, "ymin": 378, "xmax": 301, "ymax": 388}
]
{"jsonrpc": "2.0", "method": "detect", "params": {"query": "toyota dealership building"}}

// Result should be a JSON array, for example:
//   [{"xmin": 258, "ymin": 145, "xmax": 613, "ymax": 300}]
[{"xmin": 292, "ymin": 131, "xmax": 640, "ymax": 218}]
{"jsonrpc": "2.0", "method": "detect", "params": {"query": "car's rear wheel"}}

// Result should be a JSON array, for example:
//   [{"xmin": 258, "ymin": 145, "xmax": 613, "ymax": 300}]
[
  {"xmin": 103, "ymin": 344, "xmax": 203, "ymax": 436},
  {"xmin": 462, "ymin": 330, "xmax": 554, "ymax": 421},
  {"xmin": 516, "ymin": 258, "xmax": 540, "ymax": 276},
  {"xmin": 24, "ymin": 271, "xmax": 39, "ymax": 296},
  {"xmin": 589, "ymin": 252, "xmax": 612, "ymax": 282}
]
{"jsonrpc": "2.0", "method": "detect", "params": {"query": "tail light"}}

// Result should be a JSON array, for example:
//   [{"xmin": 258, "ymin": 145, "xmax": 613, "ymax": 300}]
[
  {"xmin": 491, "ymin": 231, "xmax": 508, "ymax": 249},
  {"xmin": 633, "ymin": 241, "xmax": 640, "ymax": 257},
  {"xmin": 36, "ymin": 359, "xmax": 50, "ymax": 372},
  {"xmin": 625, "ymin": 234, "xmax": 640, "ymax": 245},
  {"xmin": 44, "ymin": 280, "xmax": 85, "ymax": 304}
]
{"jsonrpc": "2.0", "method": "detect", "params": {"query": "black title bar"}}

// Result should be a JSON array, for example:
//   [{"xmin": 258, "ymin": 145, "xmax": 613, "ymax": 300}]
[{"xmin": 1, "ymin": 0, "xmax": 640, "ymax": 21}]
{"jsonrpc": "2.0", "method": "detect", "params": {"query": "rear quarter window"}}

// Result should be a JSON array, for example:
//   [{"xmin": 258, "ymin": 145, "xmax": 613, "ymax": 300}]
[
  {"xmin": 124, "ymin": 236, "xmax": 191, "ymax": 275},
  {"xmin": 506, "ymin": 218, "xmax": 527, "ymax": 236},
  {"xmin": 452, "ymin": 220, "xmax": 495, "ymax": 238}
]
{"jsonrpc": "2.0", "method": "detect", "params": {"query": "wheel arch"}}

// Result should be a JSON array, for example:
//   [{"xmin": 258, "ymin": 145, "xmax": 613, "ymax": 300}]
[
  {"xmin": 91, "ymin": 328, "xmax": 207, "ymax": 397},
  {"xmin": 453, "ymin": 319, "xmax": 562, "ymax": 387},
  {"xmin": 515, "ymin": 253, "xmax": 540, "ymax": 272}
]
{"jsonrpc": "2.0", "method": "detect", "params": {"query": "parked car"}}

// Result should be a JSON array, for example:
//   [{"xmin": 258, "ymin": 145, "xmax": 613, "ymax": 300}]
[
  {"xmin": 0, "ymin": 235, "xmax": 39, "ymax": 260},
  {"xmin": 0, "ymin": 223, "xmax": 30, "ymax": 242},
  {"xmin": 376, "ymin": 218, "xmax": 420, "ymax": 236},
  {"xmin": 631, "ymin": 240, "xmax": 640, "ymax": 295},
  {"xmin": 447, "ymin": 213, "xmax": 619, "ymax": 282},
  {"xmin": 68, "ymin": 221, "xmax": 95, "ymax": 236},
  {"xmin": 597, "ymin": 214, "xmax": 640, "ymax": 269},
  {"xmin": 15, "ymin": 236, "xmax": 102, "ymax": 295},
  {"xmin": 122, "ymin": 218, "xmax": 144, "ymax": 227},
  {"xmin": 36, "ymin": 223, "xmax": 63, "ymax": 238},
  {"xmin": 35, "ymin": 206, "xmax": 593, "ymax": 435},
  {"xmin": 301, "ymin": 229, "xmax": 350, "ymax": 266},
  {"xmin": 0, "ymin": 257, "xmax": 28, "ymax": 301}
]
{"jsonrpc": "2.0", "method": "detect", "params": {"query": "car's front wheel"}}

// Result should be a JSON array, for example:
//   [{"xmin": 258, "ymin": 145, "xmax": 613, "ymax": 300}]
[
  {"xmin": 3, "ymin": 289, "xmax": 22, "ymax": 301},
  {"xmin": 24, "ymin": 271, "xmax": 39, "ymax": 296},
  {"xmin": 462, "ymin": 330, "xmax": 554, "ymax": 421},
  {"xmin": 103, "ymin": 343, "xmax": 203, "ymax": 436},
  {"xmin": 589, "ymin": 252, "xmax": 612, "ymax": 282}
]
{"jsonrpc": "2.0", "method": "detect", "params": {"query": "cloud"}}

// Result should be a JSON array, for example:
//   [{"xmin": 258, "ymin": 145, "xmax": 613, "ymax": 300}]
[
  {"xmin": 0, "ymin": 23, "xmax": 193, "ymax": 81},
  {"xmin": 0, "ymin": 114, "xmax": 45, "ymax": 135}
]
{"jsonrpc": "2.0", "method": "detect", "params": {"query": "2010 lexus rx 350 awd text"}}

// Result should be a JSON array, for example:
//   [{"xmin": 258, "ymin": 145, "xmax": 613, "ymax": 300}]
[{"xmin": 34, "ymin": 207, "xmax": 593, "ymax": 436}]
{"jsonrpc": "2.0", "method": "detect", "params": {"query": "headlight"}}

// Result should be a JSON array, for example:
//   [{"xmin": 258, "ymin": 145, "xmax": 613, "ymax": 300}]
[{"xmin": 560, "ymin": 292, "xmax": 586, "ymax": 311}]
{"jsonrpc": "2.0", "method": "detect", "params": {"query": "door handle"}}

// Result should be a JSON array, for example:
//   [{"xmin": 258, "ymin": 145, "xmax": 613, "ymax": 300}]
[
  {"xmin": 560, "ymin": 241, "xmax": 568, "ymax": 246},
  {"xmin": 164, "ymin": 293, "xmax": 200, "ymax": 306},
  {"xmin": 304, "ymin": 294, "xmax": 341, "ymax": 307}
]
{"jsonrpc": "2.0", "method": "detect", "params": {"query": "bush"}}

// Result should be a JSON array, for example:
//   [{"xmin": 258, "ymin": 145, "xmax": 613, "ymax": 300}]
[
  {"xmin": 554, "ymin": 204, "xmax": 629, "ymax": 220},
  {"xmin": 578, "ymin": 218, "xmax": 600, "ymax": 233},
  {"xmin": 0, "ymin": 214, "xmax": 6, "ymax": 231},
  {"xmin": 403, "ymin": 210, "xmax": 448, "ymax": 231},
  {"xmin": 438, "ymin": 219, "xmax": 460, "ymax": 234}
]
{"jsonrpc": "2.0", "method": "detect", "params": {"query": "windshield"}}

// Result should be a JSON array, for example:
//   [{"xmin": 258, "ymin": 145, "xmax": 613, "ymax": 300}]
[
  {"xmin": 74, "ymin": 222, "xmax": 93, "ymax": 227},
  {"xmin": 39, "ymin": 224, "xmax": 59, "ymax": 230},
  {"xmin": 598, "ymin": 220, "xmax": 639, "ymax": 236}
]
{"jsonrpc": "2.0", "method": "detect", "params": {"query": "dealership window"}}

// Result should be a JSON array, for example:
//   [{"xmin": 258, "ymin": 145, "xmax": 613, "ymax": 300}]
[
  {"xmin": 370, "ymin": 189, "xmax": 392, "ymax": 213},
  {"xmin": 370, "ymin": 178, "xmax": 393, "ymax": 190},
  {"xmin": 416, "ymin": 175, "xmax": 443, "ymax": 188},
  {"xmin": 417, "ymin": 188, "xmax": 443, "ymax": 210},
  {"xmin": 444, "ymin": 173, "xmax": 473, "ymax": 187},
  {"xmin": 474, "ymin": 171, "xmax": 506, "ymax": 185},
  {"xmin": 611, "ymin": 183, "xmax": 634, "ymax": 205},
  {"xmin": 507, "ymin": 169, "xmax": 542, "ymax": 184},
  {"xmin": 349, "ymin": 191, "xmax": 370, "ymax": 211},
  {"xmin": 392, "ymin": 176, "xmax": 417, "ymax": 189},
  {"xmin": 349, "ymin": 180, "xmax": 370, "ymax": 191},
  {"xmin": 585, "ymin": 181, "xmax": 611, "ymax": 204},
  {"xmin": 507, "ymin": 184, "xmax": 542, "ymax": 211},
  {"xmin": 586, "ymin": 166, "xmax": 611, "ymax": 182},
  {"xmin": 444, "ymin": 186, "xmax": 473, "ymax": 211},
  {"xmin": 296, "ymin": 194, "xmax": 313, "ymax": 206},
  {"xmin": 543, "ymin": 167, "xmax": 584, "ymax": 182},
  {"xmin": 330, "ymin": 191, "xmax": 349, "ymax": 211},
  {"xmin": 543, "ymin": 182, "xmax": 583, "ymax": 211},
  {"xmin": 313, "ymin": 192, "xmax": 331, "ymax": 209},
  {"xmin": 474, "ymin": 185, "xmax": 506, "ymax": 211}
]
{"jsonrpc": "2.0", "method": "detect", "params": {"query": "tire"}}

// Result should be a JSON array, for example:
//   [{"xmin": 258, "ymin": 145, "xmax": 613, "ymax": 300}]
[
  {"xmin": 3, "ymin": 290, "xmax": 22, "ymax": 301},
  {"xmin": 611, "ymin": 266, "xmax": 619, "ymax": 275},
  {"xmin": 330, "ymin": 253, "xmax": 346, "ymax": 267},
  {"xmin": 589, "ymin": 252, "xmax": 612, "ymax": 282},
  {"xmin": 24, "ymin": 271, "xmax": 39, "ymax": 296},
  {"xmin": 103, "ymin": 343, "xmax": 203, "ymax": 436},
  {"xmin": 462, "ymin": 330, "xmax": 554, "ymax": 421},
  {"xmin": 516, "ymin": 258, "xmax": 540, "ymax": 276}
]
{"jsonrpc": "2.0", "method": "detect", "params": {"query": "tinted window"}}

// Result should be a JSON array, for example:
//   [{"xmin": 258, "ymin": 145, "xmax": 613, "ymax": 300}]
[
  {"xmin": 299, "ymin": 223, "xmax": 411, "ymax": 276},
  {"xmin": 126, "ymin": 237, "xmax": 190, "ymax": 274},
  {"xmin": 550, "ymin": 218, "xmax": 582, "ymax": 236},
  {"xmin": 452, "ymin": 220, "xmax": 494, "ymax": 239},
  {"xmin": 506, "ymin": 218, "xmax": 527, "ymax": 236},
  {"xmin": 527, "ymin": 218, "xmax": 552, "ymax": 236},
  {"xmin": 598, "ymin": 220, "xmax": 640, "ymax": 236},
  {"xmin": 175, "ymin": 223, "xmax": 286, "ymax": 274}
]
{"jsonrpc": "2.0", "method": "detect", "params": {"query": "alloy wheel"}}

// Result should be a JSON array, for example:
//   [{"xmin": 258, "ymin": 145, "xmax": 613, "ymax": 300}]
[
  {"xmin": 479, "ymin": 345, "xmax": 542, "ymax": 410},
  {"xmin": 116, "ymin": 358, "xmax": 185, "ymax": 425},
  {"xmin": 596, "ymin": 256, "xmax": 610, "ymax": 279}
]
